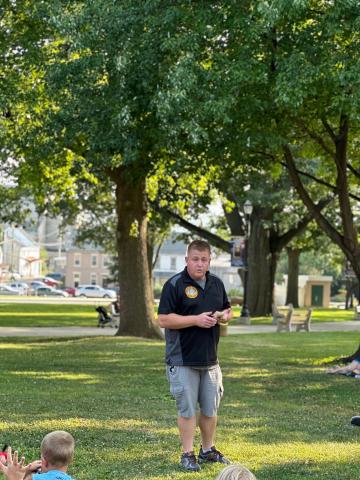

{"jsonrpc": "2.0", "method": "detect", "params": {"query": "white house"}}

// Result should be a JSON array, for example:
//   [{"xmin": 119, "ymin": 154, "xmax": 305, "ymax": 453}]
[{"xmin": 0, "ymin": 226, "xmax": 41, "ymax": 279}]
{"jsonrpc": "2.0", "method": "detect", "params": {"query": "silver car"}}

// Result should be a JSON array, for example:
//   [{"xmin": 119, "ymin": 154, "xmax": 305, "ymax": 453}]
[
  {"xmin": 0, "ymin": 285, "xmax": 20, "ymax": 295},
  {"xmin": 36, "ymin": 286, "xmax": 69, "ymax": 297},
  {"xmin": 76, "ymin": 285, "xmax": 116, "ymax": 298},
  {"xmin": 8, "ymin": 282, "xmax": 29, "ymax": 295}
]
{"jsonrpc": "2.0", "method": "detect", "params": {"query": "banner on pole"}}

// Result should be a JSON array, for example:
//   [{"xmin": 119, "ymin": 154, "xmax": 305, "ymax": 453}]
[{"xmin": 230, "ymin": 236, "xmax": 246, "ymax": 268}]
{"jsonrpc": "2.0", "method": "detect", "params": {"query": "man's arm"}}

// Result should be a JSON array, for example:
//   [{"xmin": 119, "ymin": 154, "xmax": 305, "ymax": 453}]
[{"xmin": 158, "ymin": 312, "xmax": 217, "ymax": 329}]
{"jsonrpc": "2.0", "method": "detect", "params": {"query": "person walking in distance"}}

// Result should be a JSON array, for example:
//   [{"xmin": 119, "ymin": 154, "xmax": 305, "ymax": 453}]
[{"xmin": 158, "ymin": 239, "xmax": 232, "ymax": 472}]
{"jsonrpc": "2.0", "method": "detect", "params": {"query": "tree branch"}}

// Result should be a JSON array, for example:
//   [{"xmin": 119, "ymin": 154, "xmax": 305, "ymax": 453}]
[
  {"xmin": 280, "ymin": 161, "xmax": 360, "ymax": 202},
  {"xmin": 274, "ymin": 196, "xmax": 333, "ymax": 253},
  {"xmin": 322, "ymin": 118, "xmax": 337, "ymax": 143},
  {"xmin": 151, "ymin": 205, "xmax": 231, "ymax": 253},
  {"xmin": 295, "ymin": 118, "xmax": 335, "ymax": 158},
  {"xmin": 347, "ymin": 162, "xmax": 360, "ymax": 180},
  {"xmin": 283, "ymin": 144, "xmax": 353, "ymax": 257}
]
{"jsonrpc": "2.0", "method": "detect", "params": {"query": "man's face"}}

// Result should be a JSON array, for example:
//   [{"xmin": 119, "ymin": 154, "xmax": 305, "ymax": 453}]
[{"xmin": 185, "ymin": 248, "xmax": 210, "ymax": 281}]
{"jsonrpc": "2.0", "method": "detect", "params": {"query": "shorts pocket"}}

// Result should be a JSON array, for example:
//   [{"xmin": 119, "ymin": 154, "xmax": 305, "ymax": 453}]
[
  {"xmin": 170, "ymin": 383, "xmax": 184, "ymax": 400},
  {"xmin": 215, "ymin": 385, "xmax": 224, "ymax": 409}
]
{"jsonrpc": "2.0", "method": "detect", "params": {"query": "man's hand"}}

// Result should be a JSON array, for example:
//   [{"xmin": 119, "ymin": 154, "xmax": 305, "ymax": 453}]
[
  {"xmin": 213, "ymin": 308, "xmax": 232, "ymax": 324},
  {"xmin": 0, "ymin": 447, "xmax": 26, "ymax": 480},
  {"xmin": 195, "ymin": 312, "xmax": 218, "ymax": 328}
]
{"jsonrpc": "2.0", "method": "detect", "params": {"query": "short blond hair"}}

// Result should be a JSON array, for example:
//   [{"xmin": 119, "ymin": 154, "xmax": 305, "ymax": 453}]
[
  {"xmin": 187, "ymin": 240, "xmax": 211, "ymax": 255},
  {"xmin": 215, "ymin": 464, "xmax": 257, "ymax": 480},
  {"xmin": 41, "ymin": 431, "xmax": 75, "ymax": 467}
]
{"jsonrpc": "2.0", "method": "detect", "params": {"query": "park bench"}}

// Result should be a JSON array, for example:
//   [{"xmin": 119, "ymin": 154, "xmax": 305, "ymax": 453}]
[
  {"xmin": 291, "ymin": 308, "xmax": 313, "ymax": 332},
  {"xmin": 272, "ymin": 303, "xmax": 292, "ymax": 325},
  {"xmin": 354, "ymin": 306, "xmax": 360, "ymax": 321},
  {"xmin": 276, "ymin": 306, "xmax": 312, "ymax": 332}
]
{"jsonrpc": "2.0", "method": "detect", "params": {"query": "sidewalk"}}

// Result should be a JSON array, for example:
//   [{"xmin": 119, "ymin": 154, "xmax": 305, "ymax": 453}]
[{"xmin": 0, "ymin": 321, "xmax": 360, "ymax": 337}]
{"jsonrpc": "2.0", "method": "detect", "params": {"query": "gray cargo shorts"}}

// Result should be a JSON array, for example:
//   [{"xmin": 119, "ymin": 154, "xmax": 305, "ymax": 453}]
[{"xmin": 166, "ymin": 364, "xmax": 223, "ymax": 418}]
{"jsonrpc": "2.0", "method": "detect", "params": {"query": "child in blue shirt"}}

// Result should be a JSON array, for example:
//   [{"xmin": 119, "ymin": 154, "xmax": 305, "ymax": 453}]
[{"xmin": 0, "ymin": 431, "xmax": 75, "ymax": 480}]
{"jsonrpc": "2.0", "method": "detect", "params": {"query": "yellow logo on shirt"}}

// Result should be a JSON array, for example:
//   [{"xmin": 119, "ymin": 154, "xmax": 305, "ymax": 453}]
[{"xmin": 185, "ymin": 286, "xmax": 198, "ymax": 299}]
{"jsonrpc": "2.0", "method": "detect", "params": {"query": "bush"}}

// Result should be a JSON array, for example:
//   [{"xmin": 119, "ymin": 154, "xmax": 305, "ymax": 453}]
[
  {"xmin": 153, "ymin": 284, "xmax": 163, "ymax": 299},
  {"xmin": 227, "ymin": 287, "xmax": 243, "ymax": 297}
]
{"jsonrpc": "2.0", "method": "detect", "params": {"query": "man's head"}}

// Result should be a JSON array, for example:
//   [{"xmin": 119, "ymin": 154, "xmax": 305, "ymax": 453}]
[
  {"xmin": 185, "ymin": 240, "xmax": 211, "ymax": 281},
  {"xmin": 40, "ymin": 431, "xmax": 75, "ymax": 471}
]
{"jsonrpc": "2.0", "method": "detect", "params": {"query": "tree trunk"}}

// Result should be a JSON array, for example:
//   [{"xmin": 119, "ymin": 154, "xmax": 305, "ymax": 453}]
[
  {"xmin": 286, "ymin": 247, "xmax": 300, "ymax": 307},
  {"xmin": 114, "ymin": 172, "xmax": 162, "ymax": 338},
  {"xmin": 247, "ymin": 214, "xmax": 274, "ymax": 316}
]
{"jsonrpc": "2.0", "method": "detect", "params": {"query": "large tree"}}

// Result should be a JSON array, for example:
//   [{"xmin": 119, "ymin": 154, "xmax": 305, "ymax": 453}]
[
  {"xmin": 156, "ymin": 1, "xmax": 360, "ymax": 301},
  {"xmin": 4, "ymin": 2, "xmax": 224, "ymax": 337}
]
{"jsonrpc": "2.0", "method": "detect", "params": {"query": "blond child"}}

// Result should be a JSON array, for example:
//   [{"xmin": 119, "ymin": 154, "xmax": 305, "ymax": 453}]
[
  {"xmin": 215, "ymin": 464, "xmax": 257, "ymax": 480},
  {"xmin": 0, "ymin": 431, "xmax": 75, "ymax": 480}
]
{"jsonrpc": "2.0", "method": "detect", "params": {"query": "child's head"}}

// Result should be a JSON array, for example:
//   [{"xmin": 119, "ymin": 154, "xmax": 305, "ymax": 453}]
[
  {"xmin": 215, "ymin": 464, "xmax": 257, "ymax": 480},
  {"xmin": 41, "ymin": 431, "xmax": 75, "ymax": 469}
]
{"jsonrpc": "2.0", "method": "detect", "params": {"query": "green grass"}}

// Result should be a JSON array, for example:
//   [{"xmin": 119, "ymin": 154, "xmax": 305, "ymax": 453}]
[
  {"xmin": 233, "ymin": 307, "xmax": 355, "ymax": 325},
  {"xmin": 0, "ymin": 302, "xmax": 354, "ymax": 328},
  {"xmin": 0, "ymin": 332, "xmax": 360, "ymax": 479},
  {"xmin": 0, "ymin": 303, "xmax": 97, "ymax": 327}
]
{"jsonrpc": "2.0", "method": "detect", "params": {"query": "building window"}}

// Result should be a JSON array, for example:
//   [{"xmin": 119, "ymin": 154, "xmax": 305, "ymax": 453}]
[
  {"xmin": 91, "ymin": 254, "xmax": 98, "ymax": 267},
  {"xmin": 74, "ymin": 254, "xmax": 81, "ymax": 267},
  {"xmin": 170, "ymin": 257, "xmax": 177, "ymax": 270},
  {"xmin": 90, "ymin": 273, "xmax": 97, "ymax": 285},
  {"xmin": 73, "ymin": 272, "xmax": 80, "ymax": 287},
  {"xmin": 102, "ymin": 255, "xmax": 109, "ymax": 268}
]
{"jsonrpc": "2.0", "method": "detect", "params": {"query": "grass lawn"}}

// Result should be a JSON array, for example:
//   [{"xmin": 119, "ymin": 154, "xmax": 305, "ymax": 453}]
[
  {"xmin": 0, "ymin": 303, "xmax": 97, "ymax": 327},
  {"xmin": 0, "ymin": 303, "xmax": 354, "ymax": 328},
  {"xmin": 237, "ymin": 307, "xmax": 355, "ymax": 325},
  {"xmin": 0, "ymin": 332, "xmax": 359, "ymax": 479}
]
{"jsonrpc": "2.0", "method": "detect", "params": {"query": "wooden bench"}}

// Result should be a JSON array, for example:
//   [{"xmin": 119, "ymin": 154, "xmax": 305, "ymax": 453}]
[
  {"xmin": 276, "ymin": 304, "xmax": 294, "ymax": 332},
  {"xmin": 354, "ymin": 306, "xmax": 360, "ymax": 321},
  {"xmin": 276, "ymin": 306, "xmax": 312, "ymax": 332},
  {"xmin": 272, "ymin": 303, "xmax": 292, "ymax": 325},
  {"xmin": 291, "ymin": 308, "xmax": 312, "ymax": 332}
]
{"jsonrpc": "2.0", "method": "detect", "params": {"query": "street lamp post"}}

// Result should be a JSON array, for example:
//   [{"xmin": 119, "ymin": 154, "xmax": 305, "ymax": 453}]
[{"xmin": 240, "ymin": 200, "xmax": 253, "ymax": 325}]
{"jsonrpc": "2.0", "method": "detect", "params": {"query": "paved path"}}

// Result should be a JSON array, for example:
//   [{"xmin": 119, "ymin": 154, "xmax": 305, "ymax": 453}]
[{"xmin": 0, "ymin": 321, "xmax": 360, "ymax": 337}]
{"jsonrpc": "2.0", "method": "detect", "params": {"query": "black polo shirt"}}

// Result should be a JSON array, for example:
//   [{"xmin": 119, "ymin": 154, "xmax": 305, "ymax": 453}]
[{"xmin": 158, "ymin": 268, "xmax": 230, "ymax": 367}]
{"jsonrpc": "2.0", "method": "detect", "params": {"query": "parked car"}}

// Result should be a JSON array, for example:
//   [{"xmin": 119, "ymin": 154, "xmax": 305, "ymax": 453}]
[
  {"xmin": 30, "ymin": 281, "xmax": 47, "ymax": 290},
  {"xmin": 0, "ymin": 285, "xmax": 20, "ymax": 295},
  {"xmin": 76, "ymin": 285, "xmax": 116, "ymax": 298},
  {"xmin": 36, "ymin": 286, "xmax": 69, "ymax": 297},
  {"xmin": 43, "ymin": 277, "xmax": 61, "ymax": 287},
  {"xmin": 64, "ymin": 287, "xmax": 79, "ymax": 297},
  {"xmin": 8, "ymin": 282, "xmax": 29, "ymax": 295},
  {"xmin": 46, "ymin": 272, "xmax": 65, "ymax": 282}
]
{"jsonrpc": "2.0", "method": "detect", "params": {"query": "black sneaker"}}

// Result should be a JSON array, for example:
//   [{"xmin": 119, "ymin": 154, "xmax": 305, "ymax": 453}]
[
  {"xmin": 198, "ymin": 446, "xmax": 230, "ymax": 464},
  {"xmin": 351, "ymin": 416, "xmax": 360, "ymax": 426},
  {"xmin": 180, "ymin": 451, "xmax": 201, "ymax": 472}
]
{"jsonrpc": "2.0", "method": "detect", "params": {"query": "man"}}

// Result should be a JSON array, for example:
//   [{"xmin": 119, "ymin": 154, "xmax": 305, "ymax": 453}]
[{"xmin": 158, "ymin": 239, "xmax": 232, "ymax": 472}]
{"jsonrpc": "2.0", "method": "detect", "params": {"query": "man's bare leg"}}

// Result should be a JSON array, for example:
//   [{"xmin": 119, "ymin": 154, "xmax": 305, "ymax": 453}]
[
  {"xmin": 198, "ymin": 413, "xmax": 217, "ymax": 450},
  {"xmin": 178, "ymin": 416, "xmax": 196, "ymax": 452}
]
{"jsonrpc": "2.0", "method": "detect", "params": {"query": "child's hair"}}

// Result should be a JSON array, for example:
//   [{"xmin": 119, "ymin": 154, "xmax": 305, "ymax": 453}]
[
  {"xmin": 40, "ymin": 431, "xmax": 75, "ymax": 467},
  {"xmin": 215, "ymin": 464, "xmax": 257, "ymax": 480}
]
